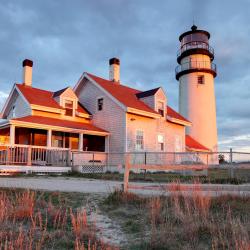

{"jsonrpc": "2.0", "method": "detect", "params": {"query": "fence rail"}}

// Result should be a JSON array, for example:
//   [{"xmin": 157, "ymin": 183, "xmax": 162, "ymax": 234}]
[{"xmin": 71, "ymin": 151, "xmax": 250, "ymax": 166}]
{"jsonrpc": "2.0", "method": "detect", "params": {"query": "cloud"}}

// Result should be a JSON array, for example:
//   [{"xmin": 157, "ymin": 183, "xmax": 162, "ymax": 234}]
[
  {"xmin": 0, "ymin": 0, "xmax": 249, "ymax": 150},
  {"xmin": 0, "ymin": 91, "xmax": 8, "ymax": 111}
]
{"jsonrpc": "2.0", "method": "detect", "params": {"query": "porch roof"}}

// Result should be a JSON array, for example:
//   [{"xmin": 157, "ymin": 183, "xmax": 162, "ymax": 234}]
[{"xmin": 8, "ymin": 116, "xmax": 109, "ymax": 135}]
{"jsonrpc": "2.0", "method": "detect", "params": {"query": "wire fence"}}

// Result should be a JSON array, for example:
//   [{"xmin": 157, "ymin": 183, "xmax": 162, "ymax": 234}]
[{"xmin": 71, "ymin": 150, "xmax": 250, "ymax": 185}]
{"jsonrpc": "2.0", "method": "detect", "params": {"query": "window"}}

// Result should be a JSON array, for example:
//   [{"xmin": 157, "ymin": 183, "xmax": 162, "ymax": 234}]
[
  {"xmin": 12, "ymin": 105, "xmax": 16, "ymax": 118},
  {"xmin": 65, "ymin": 100, "xmax": 74, "ymax": 116},
  {"xmin": 135, "ymin": 130, "xmax": 144, "ymax": 150},
  {"xmin": 175, "ymin": 135, "xmax": 182, "ymax": 152},
  {"xmin": 157, "ymin": 101, "xmax": 164, "ymax": 117},
  {"xmin": 197, "ymin": 75, "xmax": 205, "ymax": 84},
  {"xmin": 97, "ymin": 98, "xmax": 103, "ymax": 111},
  {"xmin": 157, "ymin": 134, "xmax": 164, "ymax": 151}
]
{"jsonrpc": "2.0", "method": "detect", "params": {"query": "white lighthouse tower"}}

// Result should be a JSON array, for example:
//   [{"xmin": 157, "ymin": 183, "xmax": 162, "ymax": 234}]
[{"xmin": 176, "ymin": 25, "xmax": 218, "ymax": 152}]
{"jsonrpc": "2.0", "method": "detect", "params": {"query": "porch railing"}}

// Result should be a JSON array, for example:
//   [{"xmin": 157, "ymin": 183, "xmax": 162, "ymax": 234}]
[{"xmin": 0, "ymin": 145, "xmax": 71, "ymax": 167}]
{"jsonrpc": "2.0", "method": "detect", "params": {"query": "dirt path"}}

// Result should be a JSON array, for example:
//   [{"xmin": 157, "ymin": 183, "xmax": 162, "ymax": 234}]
[{"xmin": 0, "ymin": 177, "xmax": 250, "ymax": 196}]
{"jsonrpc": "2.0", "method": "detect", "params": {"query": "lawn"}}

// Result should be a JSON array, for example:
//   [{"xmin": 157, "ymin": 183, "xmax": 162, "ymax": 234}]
[
  {"xmin": 0, "ymin": 187, "xmax": 249, "ymax": 249},
  {"xmin": 63, "ymin": 168, "xmax": 250, "ymax": 184}
]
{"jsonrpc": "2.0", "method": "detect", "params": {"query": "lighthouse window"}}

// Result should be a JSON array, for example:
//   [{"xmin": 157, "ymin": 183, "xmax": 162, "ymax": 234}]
[{"xmin": 197, "ymin": 75, "xmax": 205, "ymax": 84}]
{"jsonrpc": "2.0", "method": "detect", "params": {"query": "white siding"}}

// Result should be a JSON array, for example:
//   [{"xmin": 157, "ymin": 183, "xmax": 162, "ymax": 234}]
[
  {"xmin": 7, "ymin": 94, "xmax": 31, "ymax": 119},
  {"xmin": 127, "ymin": 113, "xmax": 185, "ymax": 152},
  {"xmin": 76, "ymin": 79, "xmax": 126, "ymax": 153}
]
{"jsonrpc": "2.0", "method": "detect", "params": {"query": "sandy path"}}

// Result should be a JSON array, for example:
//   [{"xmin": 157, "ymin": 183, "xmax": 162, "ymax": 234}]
[{"xmin": 0, "ymin": 177, "xmax": 250, "ymax": 196}]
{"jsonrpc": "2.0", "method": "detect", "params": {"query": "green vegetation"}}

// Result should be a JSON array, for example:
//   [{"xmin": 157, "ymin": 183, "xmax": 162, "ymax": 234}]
[
  {"xmin": 0, "ymin": 188, "xmax": 116, "ymax": 250},
  {"xmin": 1, "ymin": 187, "xmax": 249, "ymax": 249},
  {"xmin": 63, "ymin": 169, "xmax": 250, "ymax": 184},
  {"xmin": 102, "ymin": 189, "xmax": 250, "ymax": 249}
]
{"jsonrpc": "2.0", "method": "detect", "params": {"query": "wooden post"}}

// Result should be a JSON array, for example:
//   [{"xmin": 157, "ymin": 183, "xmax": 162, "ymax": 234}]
[
  {"xmin": 78, "ymin": 133, "xmax": 83, "ymax": 151},
  {"xmin": 123, "ymin": 153, "xmax": 130, "ymax": 192},
  {"xmin": 9, "ymin": 125, "xmax": 15, "ymax": 146},
  {"xmin": 27, "ymin": 146, "xmax": 32, "ymax": 166},
  {"xmin": 47, "ymin": 129, "xmax": 52, "ymax": 148}
]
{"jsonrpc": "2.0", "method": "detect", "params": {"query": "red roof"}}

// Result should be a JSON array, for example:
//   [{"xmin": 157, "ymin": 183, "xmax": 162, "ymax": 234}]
[
  {"xmin": 16, "ymin": 84, "xmax": 89, "ymax": 115},
  {"xmin": 86, "ymin": 73, "xmax": 158, "ymax": 114},
  {"xmin": 11, "ymin": 116, "xmax": 107, "ymax": 133},
  {"xmin": 87, "ymin": 73, "xmax": 189, "ymax": 123},
  {"xmin": 185, "ymin": 135, "xmax": 209, "ymax": 151},
  {"xmin": 167, "ymin": 106, "xmax": 190, "ymax": 123}
]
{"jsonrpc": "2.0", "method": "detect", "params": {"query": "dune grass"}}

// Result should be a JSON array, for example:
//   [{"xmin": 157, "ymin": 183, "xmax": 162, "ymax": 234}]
[
  {"xmin": 102, "ymin": 186, "xmax": 250, "ymax": 249},
  {"xmin": 0, "ymin": 188, "xmax": 118, "ymax": 250}
]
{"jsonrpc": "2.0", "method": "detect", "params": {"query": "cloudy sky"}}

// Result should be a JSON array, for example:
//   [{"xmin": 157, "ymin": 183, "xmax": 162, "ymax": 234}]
[{"xmin": 0, "ymin": 0, "xmax": 249, "ymax": 151}]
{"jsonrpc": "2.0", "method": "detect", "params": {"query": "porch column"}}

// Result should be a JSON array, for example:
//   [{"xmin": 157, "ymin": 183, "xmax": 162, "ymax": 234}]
[
  {"xmin": 79, "ymin": 133, "xmax": 83, "ymax": 151},
  {"xmin": 47, "ymin": 129, "xmax": 52, "ymax": 148},
  {"xmin": 105, "ymin": 136, "xmax": 109, "ymax": 153},
  {"xmin": 9, "ymin": 125, "xmax": 15, "ymax": 146}
]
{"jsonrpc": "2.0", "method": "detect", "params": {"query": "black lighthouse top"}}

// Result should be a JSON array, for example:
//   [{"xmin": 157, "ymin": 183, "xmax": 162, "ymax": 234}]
[
  {"xmin": 177, "ymin": 25, "xmax": 214, "ymax": 64},
  {"xmin": 175, "ymin": 25, "xmax": 217, "ymax": 80},
  {"xmin": 179, "ymin": 25, "xmax": 210, "ymax": 42}
]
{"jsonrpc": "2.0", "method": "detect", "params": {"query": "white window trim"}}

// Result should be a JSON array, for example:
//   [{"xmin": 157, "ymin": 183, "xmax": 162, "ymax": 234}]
[
  {"xmin": 62, "ymin": 97, "xmax": 77, "ymax": 117},
  {"xmin": 96, "ymin": 96, "xmax": 104, "ymax": 112},
  {"xmin": 135, "ymin": 129, "xmax": 144, "ymax": 151},
  {"xmin": 157, "ymin": 133, "xmax": 165, "ymax": 152},
  {"xmin": 156, "ymin": 99, "xmax": 166, "ymax": 118}
]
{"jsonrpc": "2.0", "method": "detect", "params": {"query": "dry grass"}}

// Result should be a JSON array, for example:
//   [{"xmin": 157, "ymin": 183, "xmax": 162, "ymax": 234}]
[
  {"xmin": 104, "ymin": 184, "xmax": 250, "ymax": 249},
  {"xmin": 0, "ymin": 189, "xmax": 118, "ymax": 250}
]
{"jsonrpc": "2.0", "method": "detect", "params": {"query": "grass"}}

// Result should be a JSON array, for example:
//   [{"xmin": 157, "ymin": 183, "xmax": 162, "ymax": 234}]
[
  {"xmin": 63, "ymin": 169, "xmax": 250, "ymax": 184},
  {"xmin": 2, "ymin": 168, "xmax": 250, "ymax": 184},
  {"xmin": 0, "ymin": 188, "xmax": 118, "ymax": 250},
  {"xmin": 0, "ymin": 186, "xmax": 249, "ymax": 249},
  {"xmin": 102, "ymin": 188, "xmax": 250, "ymax": 249}
]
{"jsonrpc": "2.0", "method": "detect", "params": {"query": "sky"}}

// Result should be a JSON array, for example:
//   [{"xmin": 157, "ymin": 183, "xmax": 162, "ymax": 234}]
[{"xmin": 0, "ymin": 0, "xmax": 250, "ymax": 151}]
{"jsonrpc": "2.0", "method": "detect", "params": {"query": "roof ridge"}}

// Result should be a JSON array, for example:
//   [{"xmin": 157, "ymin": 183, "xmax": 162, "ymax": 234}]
[{"xmin": 86, "ymin": 72, "xmax": 142, "ymax": 93}]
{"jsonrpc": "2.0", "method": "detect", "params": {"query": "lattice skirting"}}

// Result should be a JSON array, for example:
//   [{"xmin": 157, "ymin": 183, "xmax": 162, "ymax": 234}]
[{"xmin": 80, "ymin": 165, "xmax": 105, "ymax": 173}]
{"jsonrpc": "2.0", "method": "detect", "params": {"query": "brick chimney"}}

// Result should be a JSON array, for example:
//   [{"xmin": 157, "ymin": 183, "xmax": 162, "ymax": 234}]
[
  {"xmin": 109, "ymin": 58, "xmax": 120, "ymax": 83},
  {"xmin": 23, "ymin": 59, "xmax": 33, "ymax": 86}
]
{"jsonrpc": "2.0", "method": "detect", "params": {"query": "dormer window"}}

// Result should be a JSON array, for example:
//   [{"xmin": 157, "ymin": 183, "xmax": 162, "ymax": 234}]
[
  {"xmin": 97, "ymin": 98, "xmax": 103, "ymax": 111},
  {"xmin": 157, "ymin": 101, "xmax": 164, "ymax": 117},
  {"xmin": 65, "ymin": 100, "xmax": 74, "ymax": 116}
]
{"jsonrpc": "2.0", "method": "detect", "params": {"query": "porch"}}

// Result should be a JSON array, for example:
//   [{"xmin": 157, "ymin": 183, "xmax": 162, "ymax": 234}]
[{"xmin": 0, "ymin": 117, "xmax": 109, "ymax": 170}]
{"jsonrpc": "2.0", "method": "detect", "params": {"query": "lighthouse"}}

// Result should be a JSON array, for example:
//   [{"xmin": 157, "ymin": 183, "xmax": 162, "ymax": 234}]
[{"xmin": 176, "ymin": 25, "xmax": 218, "ymax": 152}]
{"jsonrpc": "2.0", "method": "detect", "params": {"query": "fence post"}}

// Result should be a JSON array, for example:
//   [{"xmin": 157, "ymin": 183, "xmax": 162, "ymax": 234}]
[
  {"xmin": 229, "ymin": 148, "xmax": 233, "ymax": 164},
  {"xmin": 144, "ymin": 152, "xmax": 147, "ymax": 180},
  {"xmin": 229, "ymin": 148, "xmax": 234, "ymax": 178},
  {"xmin": 27, "ymin": 146, "xmax": 32, "ymax": 166},
  {"xmin": 123, "ymin": 153, "xmax": 130, "ymax": 192}
]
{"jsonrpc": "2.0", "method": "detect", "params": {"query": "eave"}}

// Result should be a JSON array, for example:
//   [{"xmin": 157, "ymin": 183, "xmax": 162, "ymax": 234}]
[
  {"xmin": 127, "ymin": 107, "xmax": 161, "ymax": 119},
  {"xmin": 2, "ymin": 119, "xmax": 109, "ymax": 136},
  {"xmin": 167, "ymin": 116, "xmax": 192, "ymax": 126}
]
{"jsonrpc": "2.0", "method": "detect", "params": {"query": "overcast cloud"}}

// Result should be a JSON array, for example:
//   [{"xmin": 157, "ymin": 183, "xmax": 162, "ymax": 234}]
[{"xmin": 0, "ymin": 0, "xmax": 249, "ymax": 151}]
